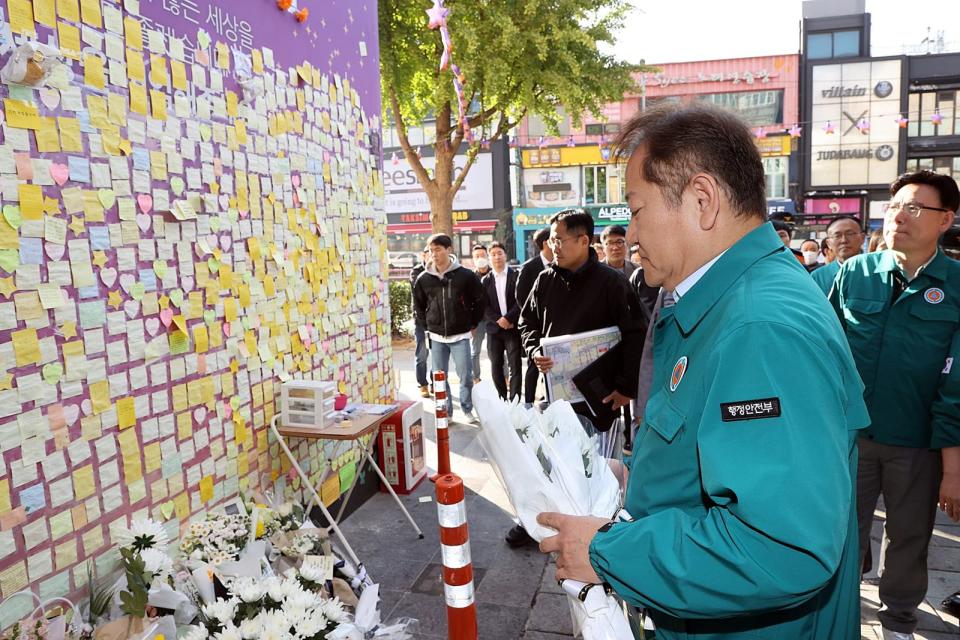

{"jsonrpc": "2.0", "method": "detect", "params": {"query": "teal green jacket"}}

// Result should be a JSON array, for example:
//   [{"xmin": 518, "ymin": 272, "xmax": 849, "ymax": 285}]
[
  {"xmin": 811, "ymin": 260, "xmax": 840, "ymax": 295},
  {"xmin": 829, "ymin": 249, "xmax": 960, "ymax": 449},
  {"xmin": 589, "ymin": 223, "xmax": 868, "ymax": 639}
]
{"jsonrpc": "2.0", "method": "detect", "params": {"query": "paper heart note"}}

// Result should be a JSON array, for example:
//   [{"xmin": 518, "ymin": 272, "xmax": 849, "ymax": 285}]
[
  {"xmin": 99, "ymin": 267, "xmax": 117, "ymax": 287},
  {"xmin": 159, "ymin": 501, "xmax": 174, "ymax": 520},
  {"xmin": 170, "ymin": 177, "xmax": 185, "ymax": 195},
  {"xmin": 39, "ymin": 88, "xmax": 60, "ymax": 109},
  {"xmin": 137, "ymin": 193, "xmax": 153, "ymax": 214},
  {"xmin": 3, "ymin": 205, "xmax": 21, "ymax": 230},
  {"xmin": 63, "ymin": 404, "xmax": 80, "ymax": 426},
  {"xmin": 98, "ymin": 189, "xmax": 117, "ymax": 209},
  {"xmin": 45, "ymin": 243, "xmax": 65, "ymax": 261},
  {"xmin": 42, "ymin": 362, "xmax": 63, "ymax": 385},
  {"xmin": 160, "ymin": 309, "xmax": 174, "ymax": 327},
  {"xmin": 136, "ymin": 213, "xmax": 151, "ymax": 232},
  {"xmin": 50, "ymin": 163, "xmax": 69, "ymax": 186},
  {"xmin": 145, "ymin": 318, "xmax": 161, "ymax": 336}
]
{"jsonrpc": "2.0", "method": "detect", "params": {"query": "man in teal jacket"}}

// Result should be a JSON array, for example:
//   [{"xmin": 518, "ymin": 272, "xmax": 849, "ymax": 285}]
[
  {"xmin": 829, "ymin": 170, "xmax": 960, "ymax": 639},
  {"xmin": 811, "ymin": 215, "xmax": 866, "ymax": 294},
  {"xmin": 538, "ymin": 104, "xmax": 869, "ymax": 639}
]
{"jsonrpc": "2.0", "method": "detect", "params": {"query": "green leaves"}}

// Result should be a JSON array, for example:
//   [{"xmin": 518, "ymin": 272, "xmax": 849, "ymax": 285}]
[{"xmin": 118, "ymin": 548, "xmax": 151, "ymax": 619}]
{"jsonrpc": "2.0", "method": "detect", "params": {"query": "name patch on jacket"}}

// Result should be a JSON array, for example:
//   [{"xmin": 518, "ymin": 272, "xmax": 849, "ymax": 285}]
[{"xmin": 720, "ymin": 397, "xmax": 781, "ymax": 422}]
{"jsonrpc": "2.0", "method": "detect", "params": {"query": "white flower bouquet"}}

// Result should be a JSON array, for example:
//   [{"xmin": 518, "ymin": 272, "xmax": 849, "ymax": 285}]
[
  {"xmin": 179, "ymin": 514, "xmax": 251, "ymax": 566},
  {"xmin": 472, "ymin": 382, "xmax": 633, "ymax": 640}
]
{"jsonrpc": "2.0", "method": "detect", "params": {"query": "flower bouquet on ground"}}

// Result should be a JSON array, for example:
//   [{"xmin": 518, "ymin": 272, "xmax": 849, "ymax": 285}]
[{"xmin": 472, "ymin": 382, "xmax": 633, "ymax": 640}]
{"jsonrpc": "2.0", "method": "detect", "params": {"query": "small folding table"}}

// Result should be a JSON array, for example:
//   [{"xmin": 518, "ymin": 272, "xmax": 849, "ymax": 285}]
[{"xmin": 269, "ymin": 412, "xmax": 424, "ymax": 569}]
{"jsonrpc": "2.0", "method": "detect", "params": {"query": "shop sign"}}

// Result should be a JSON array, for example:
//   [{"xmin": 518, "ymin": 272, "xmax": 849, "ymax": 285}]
[{"xmin": 648, "ymin": 68, "xmax": 777, "ymax": 88}]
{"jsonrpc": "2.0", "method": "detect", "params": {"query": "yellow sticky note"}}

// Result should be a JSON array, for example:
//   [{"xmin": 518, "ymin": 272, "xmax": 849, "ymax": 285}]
[
  {"xmin": 176, "ymin": 411, "xmax": 192, "ymax": 440},
  {"xmin": 33, "ymin": 0, "xmax": 55, "ymax": 27},
  {"xmin": 19, "ymin": 184, "xmax": 44, "ymax": 220},
  {"xmin": 79, "ymin": 0, "xmax": 100, "ymax": 26},
  {"xmin": 226, "ymin": 91, "xmax": 238, "ymax": 117},
  {"xmin": 126, "ymin": 47, "xmax": 145, "ymax": 83},
  {"xmin": 88, "ymin": 379, "xmax": 110, "ymax": 414},
  {"xmin": 0, "ymin": 479, "xmax": 11, "ymax": 515},
  {"xmin": 251, "ymin": 49, "xmax": 263, "ymax": 74},
  {"xmin": 4, "ymin": 98, "xmax": 40, "ymax": 129},
  {"xmin": 124, "ymin": 15, "xmax": 143, "ymax": 50},
  {"xmin": 12, "ymin": 327, "xmax": 40, "ymax": 366},
  {"xmin": 36, "ymin": 116, "xmax": 61, "ymax": 152},
  {"xmin": 224, "ymin": 297, "xmax": 237, "ymax": 322},
  {"xmin": 117, "ymin": 396, "xmax": 136, "ymax": 429},
  {"xmin": 143, "ymin": 442, "xmax": 161, "ymax": 473},
  {"xmin": 56, "ymin": 0, "xmax": 78, "ymax": 22},
  {"xmin": 57, "ymin": 20, "xmax": 81, "ymax": 59},
  {"xmin": 170, "ymin": 59, "xmax": 187, "ymax": 91},
  {"xmin": 8, "ymin": 0, "xmax": 36, "ymax": 35},
  {"xmin": 174, "ymin": 492, "xmax": 189, "ymax": 520},
  {"xmin": 73, "ymin": 465, "xmax": 94, "ymax": 500},
  {"xmin": 57, "ymin": 117, "xmax": 82, "ymax": 152},
  {"xmin": 193, "ymin": 324, "xmax": 208, "ymax": 353},
  {"xmin": 129, "ymin": 81, "xmax": 148, "ymax": 115},
  {"xmin": 199, "ymin": 475, "xmax": 213, "ymax": 502},
  {"xmin": 320, "ymin": 474, "xmax": 340, "ymax": 507},
  {"xmin": 83, "ymin": 52, "xmax": 105, "ymax": 89},
  {"xmin": 149, "ymin": 54, "xmax": 168, "ymax": 87},
  {"xmin": 150, "ymin": 89, "xmax": 167, "ymax": 120}
]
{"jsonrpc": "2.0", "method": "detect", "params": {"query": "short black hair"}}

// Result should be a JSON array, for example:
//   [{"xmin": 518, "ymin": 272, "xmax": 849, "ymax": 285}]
[
  {"xmin": 890, "ymin": 170, "xmax": 960, "ymax": 213},
  {"xmin": 427, "ymin": 233, "xmax": 453, "ymax": 249},
  {"xmin": 800, "ymin": 238, "xmax": 820, "ymax": 250},
  {"xmin": 471, "ymin": 244, "xmax": 488, "ymax": 253},
  {"xmin": 771, "ymin": 219, "xmax": 793, "ymax": 238},
  {"xmin": 549, "ymin": 208, "xmax": 594, "ymax": 239},
  {"xmin": 601, "ymin": 225, "xmax": 627, "ymax": 240},
  {"xmin": 825, "ymin": 215, "xmax": 863, "ymax": 235},
  {"xmin": 820, "ymin": 238, "xmax": 830, "ymax": 253},
  {"xmin": 532, "ymin": 227, "xmax": 550, "ymax": 251},
  {"xmin": 489, "ymin": 241, "xmax": 506, "ymax": 252}
]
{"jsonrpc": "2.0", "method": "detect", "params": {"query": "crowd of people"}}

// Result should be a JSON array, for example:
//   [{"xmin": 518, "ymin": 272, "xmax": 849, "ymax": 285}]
[{"xmin": 409, "ymin": 102, "xmax": 960, "ymax": 639}]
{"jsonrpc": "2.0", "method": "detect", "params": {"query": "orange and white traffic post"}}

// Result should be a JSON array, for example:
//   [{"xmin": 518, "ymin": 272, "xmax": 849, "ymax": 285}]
[
  {"xmin": 436, "ymin": 473, "xmax": 478, "ymax": 639},
  {"xmin": 433, "ymin": 370, "xmax": 451, "ymax": 476}
]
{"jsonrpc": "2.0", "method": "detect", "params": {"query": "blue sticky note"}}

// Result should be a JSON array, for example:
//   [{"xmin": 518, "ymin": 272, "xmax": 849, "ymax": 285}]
[
  {"xmin": 88, "ymin": 226, "xmax": 110, "ymax": 250},
  {"xmin": 132, "ymin": 148, "xmax": 150, "ymax": 171},
  {"xmin": 78, "ymin": 285, "xmax": 99, "ymax": 299},
  {"xmin": 76, "ymin": 110, "xmax": 94, "ymax": 134},
  {"xmin": 68, "ymin": 156, "xmax": 91, "ymax": 183},
  {"xmin": 19, "ymin": 484, "xmax": 46, "ymax": 514},
  {"xmin": 138, "ymin": 269, "xmax": 157, "ymax": 291},
  {"xmin": 18, "ymin": 238, "xmax": 42, "ymax": 265}
]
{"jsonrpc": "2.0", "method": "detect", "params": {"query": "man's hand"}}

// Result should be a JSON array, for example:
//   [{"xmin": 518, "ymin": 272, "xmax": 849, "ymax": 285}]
[
  {"xmin": 537, "ymin": 512, "xmax": 609, "ymax": 583},
  {"xmin": 940, "ymin": 471, "xmax": 960, "ymax": 522},
  {"xmin": 602, "ymin": 390, "xmax": 631, "ymax": 410},
  {"xmin": 497, "ymin": 317, "xmax": 512, "ymax": 330},
  {"xmin": 533, "ymin": 355, "xmax": 554, "ymax": 373}
]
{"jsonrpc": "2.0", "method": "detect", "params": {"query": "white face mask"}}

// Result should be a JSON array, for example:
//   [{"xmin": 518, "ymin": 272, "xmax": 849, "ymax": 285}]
[
  {"xmin": 802, "ymin": 251, "xmax": 819, "ymax": 266},
  {"xmin": 475, "ymin": 257, "xmax": 489, "ymax": 269}
]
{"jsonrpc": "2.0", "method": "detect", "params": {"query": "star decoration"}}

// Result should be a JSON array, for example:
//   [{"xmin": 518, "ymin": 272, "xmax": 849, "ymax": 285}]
[
  {"xmin": 0, "ymin": 277, "xmax": 15, "ymax": 299},
  {"xmin": 0, "ymin": 373, "xmax": 12, "ymax": 391},
  {"xmin": 158, "ymin": 294, "xmax": 170, "ymax": 310},
  {"xmin": 43, "ymin": 197, "xmax": 60, "ymax": 215},
  {"xmin": 92, "ymin": 251, "xmax": 109, "ymax": 268},
  {"xmin": 69, "ymin": 216, "xmax": 85, "ymax": 236},
  {"xmin": 426, "ymin": 0, "xmax": 449, "ymax": 29},
  {"xmin": 108, "ymin": 289, "xmax": 123, "ymax": 310},
  {"xmin": 60, "ymin": 321, "xmax": 77, "ymax": 340}
]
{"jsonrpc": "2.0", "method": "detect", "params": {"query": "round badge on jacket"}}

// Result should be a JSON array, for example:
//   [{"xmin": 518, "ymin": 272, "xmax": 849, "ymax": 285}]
[
  {"xmin": 925, "ymin": 288, "xmax": 945, "ymax": 304},
  {"xmin": 670, "ymin": 356, "xmax": 688, "ymax": 392}
]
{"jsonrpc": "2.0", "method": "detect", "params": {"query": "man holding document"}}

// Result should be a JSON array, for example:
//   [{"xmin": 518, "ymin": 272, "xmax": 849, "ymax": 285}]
[{"xmin": 537, "ymin": 104, "xmax": 869, "ymax": 639}]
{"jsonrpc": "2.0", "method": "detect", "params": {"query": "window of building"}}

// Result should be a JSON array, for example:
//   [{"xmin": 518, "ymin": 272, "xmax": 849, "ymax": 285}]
[
  {"xmin": 583, "ymin": 165, "xmax": 608, "ymax": 204},
  {"xmin": 905, "ymin": 156, "xmax": 960, "ymax": 188},
  {"xmin": 585, "ymin": 123, "xmax": 620, "ymax": 136},
  {"xmin": 908, "ymin": 90, "xmax": 959, "ymax": 137},
  {"xmin": 696, "ymin": 90, "xmax": 784, "ymax": 126},
  {"xmin": 806, "ymin": 30, "xmax": 860, "ymax": 59},
  {"xmin": 762, "ymin": 157, "xmax": 789, "ymax": 199}
]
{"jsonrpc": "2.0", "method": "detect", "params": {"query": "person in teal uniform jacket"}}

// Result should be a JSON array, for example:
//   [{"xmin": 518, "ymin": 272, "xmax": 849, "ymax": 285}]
[
  {"xmin": 811, "ymin": 215, "xmax": 866, "ymax": 294},
  {"xmin": 538, "ymin": 103, "xmax": 869, "ymax": 639},
  {"xmin": 829, "ymin": 170, "xmax": 960, "ymax": 639}
]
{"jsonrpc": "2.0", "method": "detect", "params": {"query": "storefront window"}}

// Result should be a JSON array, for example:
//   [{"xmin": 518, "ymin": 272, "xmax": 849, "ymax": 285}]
[
  {"xmin": 806, "ymin": 30, "xmax": 860, "ymax": 59},
  {"xmin": 806, "ymin": 33, "xmax": 833, "ymax": 59},
  {"xmin": 696, "ymin": 90, "xmax": 784, "ymax": 126},
  {"xmin": 909, "ymin": 90, "xmax": 959, "ymax": 137},
  {"xmin": 584, "ymin": 165, "xmax": 608, "ymax": 204},
  {"xmin": 762, "ymin": 157, "xmax": 788, "ymax": 198},
  {"xmin": 905, "ymin": 156, "xmax": 960, "ymax": 189}
]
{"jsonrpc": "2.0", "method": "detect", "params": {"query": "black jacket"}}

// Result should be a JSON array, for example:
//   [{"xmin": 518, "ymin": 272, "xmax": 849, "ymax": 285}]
[
  {"xmin": 413, "ymin": 262, "xmax": 485, "ymax": 337},
  {"xmin": 516, "ymin": 254, "xmax": 549, "ymax": 308},
  {"xmin": 482, "ymin": 268, "xmax": 521, "ymax": 333},
  {"xmin": 409, "ymin": 263, "xmax": 426, "ymax": 289},
  {"xmin": 628, "ymin": 267, "xmax": 661, "ymax": 322},
  {"xmin": 519, "ymin": 249, "xmax": 646, "ymax": 398}
]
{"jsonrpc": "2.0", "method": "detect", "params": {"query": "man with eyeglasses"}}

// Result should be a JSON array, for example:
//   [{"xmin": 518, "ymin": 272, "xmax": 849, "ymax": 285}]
[
  {"xmin": 811, "ymin": 216, "xmax": 865, "ymax": 294},
  {"xmin": 829, "ymin": 170, "xmax": 960, "ymax": 640},
  {"xmin": 600, "ymin": 225, "xmax": 636, "ymax": 279}
]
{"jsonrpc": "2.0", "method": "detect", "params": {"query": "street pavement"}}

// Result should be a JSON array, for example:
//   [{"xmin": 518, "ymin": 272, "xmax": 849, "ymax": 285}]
[{"xmin": 338, "ymin": 340, "xmax": 959, "ymax": 639}]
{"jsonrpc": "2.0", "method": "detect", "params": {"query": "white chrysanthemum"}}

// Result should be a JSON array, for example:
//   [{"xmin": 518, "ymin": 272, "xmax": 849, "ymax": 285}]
[
  {"xmin": 258, "ymin": 626, "xmax": 291, "ymax": 640},
  {"xmin": 212, "ymin": 625, "xmax": 242, "ymax": 640},
  {"xmin": 115, "ymin": 518, "xmax": 169, "ymax": 551},
  {"xmin": 257, "ymin": 609, "xmax": 292, "ymax": 635},
  {"xmin": 182, "ymin": 626, "xmax": 209, "ymax": 640},
  {"xmin": 278, "ymin": 502, "xmax": 293, "ymax": 517},
  {"xmin": 237, "ymin": 618, "xmax": 260, "ymax": 640},
  {"xmin": 202, "ymin": 598, "xmax": 238, "ymax": 624},
  {"xmin": 321, "ymin": 597, "xmax": 347, "ymax": 623},
  {"xmin": 298, "ymin": 560, "xmax": 325, "ymax": 583},
  {"xmin": 230, "ymin": 577, "xmax": 264, "ymax": 603},
  {"xmin": 296, "ymin": 610, "xmax": 328, "ymax": 637},
  {"xmin": 140, "ymin": 548, "xmax": 174, "ymax": 577}
]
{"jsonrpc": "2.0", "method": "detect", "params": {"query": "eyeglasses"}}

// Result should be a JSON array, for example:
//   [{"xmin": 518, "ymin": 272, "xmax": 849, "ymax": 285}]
[
  {"xmin": 548, "ymin": 234, "xmax": 584, "ymax": 248},
  {"xmin": 602, "ymin": 239, "xmax": 626, "ymax": 246},
  {"xmin": 887, "ymin": 201, "xmax": 953, "ymax": 218},
  {"xmin": 827, "ymin": 231, "xmax": 864, "ymax": 241}
]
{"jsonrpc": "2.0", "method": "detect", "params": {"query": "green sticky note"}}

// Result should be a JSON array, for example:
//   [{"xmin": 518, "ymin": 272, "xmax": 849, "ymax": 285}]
[
  {"xmin": 0, "ymin": 249, "xmax": 19, "ymax": 273},
  {"xmin": 338, "ymin": 461, "xmax": 357, "ymax": 492},
  {"xmin": 8, "ymin": 84, "xmax": 34, "ymax": 102}
]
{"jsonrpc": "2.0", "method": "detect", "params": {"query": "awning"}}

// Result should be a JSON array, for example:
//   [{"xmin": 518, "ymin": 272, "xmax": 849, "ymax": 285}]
[{"xmin": 386, "ymin": 219, "xmax": 498, "ymax": 234}]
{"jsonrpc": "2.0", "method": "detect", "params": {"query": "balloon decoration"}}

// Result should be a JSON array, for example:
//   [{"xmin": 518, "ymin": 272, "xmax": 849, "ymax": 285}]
[{"xmin": 426, "ymin": 0, "xmax": 474, "ymax": 143}]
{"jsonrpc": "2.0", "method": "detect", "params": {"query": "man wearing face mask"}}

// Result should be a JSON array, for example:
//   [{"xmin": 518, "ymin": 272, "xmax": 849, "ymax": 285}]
[
  {"xmin": 470, "ymin": 244, "xmax": 492, "ymax": 384},
  {"xmin": 811, "ymin": 216, "xmax": 865, "ymax": 295},
  {"xmin": 800, "ymin": 238, "xmax": 822, "ymax": 272}
]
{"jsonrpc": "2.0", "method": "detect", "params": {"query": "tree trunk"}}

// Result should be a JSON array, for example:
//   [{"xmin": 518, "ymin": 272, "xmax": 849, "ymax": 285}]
[
  {"xmin": 429, "ymin": 131, "xmax": 457, "ymax": 237},
  {"xmin": 429, "ymin": 188, "xmax": 455, "ymax": 237}
]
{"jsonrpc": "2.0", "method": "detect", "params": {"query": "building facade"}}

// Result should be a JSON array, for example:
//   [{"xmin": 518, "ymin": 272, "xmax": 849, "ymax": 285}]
[{"xmin": 513, "ymin": 55, "xmax": 801, "ymax": 260}]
